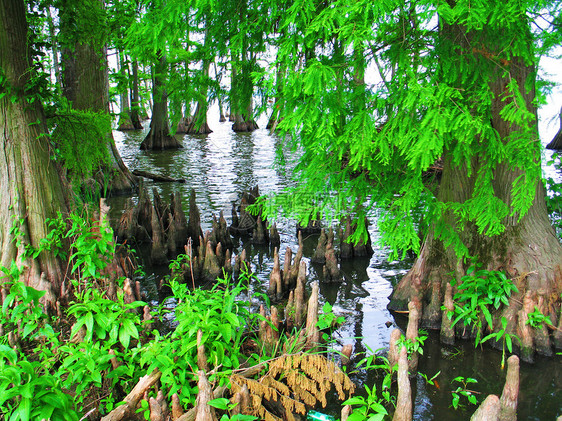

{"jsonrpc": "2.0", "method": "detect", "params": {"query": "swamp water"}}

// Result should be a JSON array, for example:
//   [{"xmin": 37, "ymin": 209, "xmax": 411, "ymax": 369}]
[{"xmin": 111, "ymin": 120, "xmax": 561, "ymax": 421}]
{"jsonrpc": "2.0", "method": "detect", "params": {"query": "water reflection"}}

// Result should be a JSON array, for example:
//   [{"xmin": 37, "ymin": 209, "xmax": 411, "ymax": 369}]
[{"xmin": 111, "ymin": 119, "xmax": 562, "ymax": 420}]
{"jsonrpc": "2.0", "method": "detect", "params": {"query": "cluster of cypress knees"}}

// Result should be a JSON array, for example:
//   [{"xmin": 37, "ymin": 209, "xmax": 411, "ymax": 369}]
[{"xmin": 114, "ymin": 184, "xmax": 374, "ymax": 294}]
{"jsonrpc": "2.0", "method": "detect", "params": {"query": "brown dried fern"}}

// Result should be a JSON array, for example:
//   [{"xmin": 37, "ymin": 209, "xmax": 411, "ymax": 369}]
[{"xmin": 229, "ymin": 353, "xmax": 355, "ymax": 420}]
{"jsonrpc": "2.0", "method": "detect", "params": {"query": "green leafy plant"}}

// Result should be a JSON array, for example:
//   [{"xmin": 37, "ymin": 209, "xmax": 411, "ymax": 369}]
[
  {"xmin": 526, "ymin": 306, "xmax": 553, "ymax": 329},
  {"xmin": 58, "ymin": 287, "xmax": 146, "ymax": 411},
  {"xmin": 316, "ymin": 302, "xmax": 345, "ymax": 342},
  {"xmin": 450, "ymin": 376, "xmax": 479, "ymax": 410},
  {"xmin": 66, "ymin": 212, "xmax": 115, "ymax": 286},
  {"xmin": 23, "ymin": 212, "xmax": 68, "ymax": 260},
  {"xmin": 0, "ymin": 345, "xmax": 79, "ymax": 421},
  {"xmin": 208, "ymin": 398, "xmax": 259, "ymax": 421},
  {"xmin": 445, "ymin": 263, "xmax": 518, "ymax": 347},
  {"xmin": 419, "ymin": 371, "xmax": 441, "ymax": 386},
  {"xmin": 135, "ymin": 399, "xmax": 151, "ymax": 420},
  {"xmin": 0, "ymin": 277, "xmax": 54, "ymax": 346},
  {"xmin": 396, "ymin": 330, "xmax": 428, "ymax": 357},
  {"xmin": 482, "ymin": 317, "xmax": 520, "ymax": 369},
  {"xmin": 67, "ymin": 288, "xmax": 146, "ymax": 349},
  {"xmin": 342, "ymin": 384, "xmax": 389, "ymax": 421},
  {"xmin": 136, "ymin": 271, "xmax": 262, "ymax": 406},
  {"xmin": 352, "ymin": 346, "xmax": 395, "ymax": 406}
]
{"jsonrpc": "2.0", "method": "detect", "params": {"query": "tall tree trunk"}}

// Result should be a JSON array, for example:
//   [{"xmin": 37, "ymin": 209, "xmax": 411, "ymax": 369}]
[
  {"xmin": 230, "ymin": 58, "xmax": 247, "ymax": 131},
  {"xmin": 175, "ymin": 32, "xmax": 193, "ymax": 134},
  {"xmin": 117, "ymin": 50, "xmax": 135, "ymax": 131},
  {"xmin": 230, "ymin": 8, "xmax": 258, "ymax": 133},
  {"xmin": 214, "ymin": 60, "xmax": 226, "ymax": 122},
  {"xmin": 60, "ymin": 0, "xmax": 137, "ymax": 195},
  {"xmin": 130, "ymin": 59, "xmax": 143, "ymax": 129},
  {"xmin": 142, "ymin": 63, "xmax": 153, "ymax": 116},
  {"xmin": 266, "ymin": 62, "xmax": 285, "ymax": 130},
  {"xmin": 388, "ymin": 16, "xmax": 562, "ymax": 361},
  {"xmin": 218, "ymin": 96, "xmax": 226, "ymax": 122},
  {"xmin": 187, "ymin": 101, "xmax": 212, "ymax": 134},
  {"xmin": 0, "ymin": 0, "xmax": 70, "ymax": 310},
  {"xmin": 141, "ymin": 53, "xmax": 183, "ymax": 150},
  {"xmin": 187, "ymin": 50, "xmax": 212, "ymax": 135}
]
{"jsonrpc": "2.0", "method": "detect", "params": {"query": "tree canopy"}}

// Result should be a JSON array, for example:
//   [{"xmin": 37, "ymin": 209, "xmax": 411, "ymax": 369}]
[{"xmin": 257, "ymin": 0, "xmax": 562, "ymax": 260}]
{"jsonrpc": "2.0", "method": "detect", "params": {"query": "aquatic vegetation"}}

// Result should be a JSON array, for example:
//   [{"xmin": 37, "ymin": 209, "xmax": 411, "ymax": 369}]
[
  {"xmin": 450, "ymin": 376, "xmax": 479, "ymax": 410},
  {"xmin": 444, "ymin": 263, "xmax": 518, "ymax": 347}
]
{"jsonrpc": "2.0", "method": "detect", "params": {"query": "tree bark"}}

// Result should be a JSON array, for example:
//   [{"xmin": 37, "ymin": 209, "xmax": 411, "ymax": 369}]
[
  {"xmin": 0, "ymin": 0, "xmax": 70, "ymax": 309},
  {"xmin": 388, "ymin": 14, "xmax": 562, "ymax": 359},
  {"xmin": 141, "ymin": 53, "xmax": 183, "ymax": 150}
]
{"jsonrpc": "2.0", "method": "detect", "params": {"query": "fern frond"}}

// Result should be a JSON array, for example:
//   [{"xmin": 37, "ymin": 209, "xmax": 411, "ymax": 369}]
[{"xmin": 230, "ymin": 353, "xmax": 355, "ymax": 419}]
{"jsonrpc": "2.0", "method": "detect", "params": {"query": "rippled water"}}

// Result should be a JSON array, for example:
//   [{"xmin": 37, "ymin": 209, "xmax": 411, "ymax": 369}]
[{"xmin": 111, "ymin": 117, "xmax": 561, "ymax": 421}]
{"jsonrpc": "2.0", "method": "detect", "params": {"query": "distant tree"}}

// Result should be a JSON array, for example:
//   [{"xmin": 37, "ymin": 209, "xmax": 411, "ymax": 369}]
[
  {"xmin": 108, "ymin": 0, "xmax": 144, "ymax": 130},
  {"xmin": 126, "ymin": 0, "xmax": 184, "ymax": 150},
  {"xmin": 140, "ymin": 50, "xmax": 183, "ymax": 149},
  {"xmin": 546, "ymin": 107, "xmax": 562, "ymax": 149},
  {"xmin": 185, "ymin": 25, "xmax": 212, "ymax": 134},
  {"xmin": 228, "ymin": 0, "xmax": 261, "ymax": 132}
]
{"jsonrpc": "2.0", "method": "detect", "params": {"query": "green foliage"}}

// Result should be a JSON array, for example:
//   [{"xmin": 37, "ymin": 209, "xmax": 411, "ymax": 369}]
[
  {"xmin": 47, "ymin": 105, "xmax": 112, "ymax": 186},
  {"xmin": 0, "ymin": 207, "xmax": 274, "ymax": 417},
  {"xmin": 0, "ymin": 208, "xmax": 142, "ymax": 416},
  {"xmin": 251, "ymin": 0, "xmax": 556, "ymax": 262},
  {"xmin": 66, "ymin": 212, "xmax": 115, "ymax": 284},
  {"xmin": 445, "ymin": 263, "xmax": 518, "ymax": 347},
  {"xmin": 0, "ymin": 278, "xmax": 50, "ymax": 345},
  {"xmin": 67, "ymin": 289, "xmax": 145, "ymax": 348},
  {"xmin": 481, "ymin": 316, "xmax": 520, "ymax": 369},
  {"xmin": 0, "ymin": 346, "xmax": 79, "ymax": 421},
  {"xmin": 169, "ymin": 253, "xmax": 191, "ymax": 284},
  {"xmin": 419, "ymin": 371, "xmax": 441, "ymax": 387},
  {"xmin": 209, "ymin": 398, "xmax": 259, "ymax": 421},
  {"xmin": 136, "ymin": 272, "xmax": 261, "ymax": 406},
  {"xmin": 450, "ymin": 376, "xmax": 479, "ymax": 410},
  {"xmin": 347, "ymin": 346, "xmax": 396, "ymax": 416},
  {"xmin": 396, "ymin": 330, "xmax": 428, "ymax": 357},
  {"xmin": 525, "ymin": 306, "xmax": 553, "ymax": 329},
  {"xmin": 342, "ymin": 384, "xmax": 389, "ymax": 421},
  {"xmin": 57, "ymin": 0, "xmax": 109, "ymax": 52},
  {"xmin": 316, "ymin": 302, "xmax": 345, "ymax": 342},
  {"xmin": 136, "ymin": 399, "xmax": 151, "ymax": 420}
]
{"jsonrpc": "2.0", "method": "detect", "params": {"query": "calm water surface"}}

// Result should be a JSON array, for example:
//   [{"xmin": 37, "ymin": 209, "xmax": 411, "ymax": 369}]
[{"xmin": 111, "ymin": 118, "xmax": 561, "ymax": 421}]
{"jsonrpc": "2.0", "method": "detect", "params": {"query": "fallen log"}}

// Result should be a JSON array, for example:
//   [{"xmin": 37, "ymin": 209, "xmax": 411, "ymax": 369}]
[
  {"xmin": 100, "ymin": 369, "xmax": 161, "ymax": 421},
  {"xmin": 133, "ymin": 169, "xmax": 186, "ymax": 183}
]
